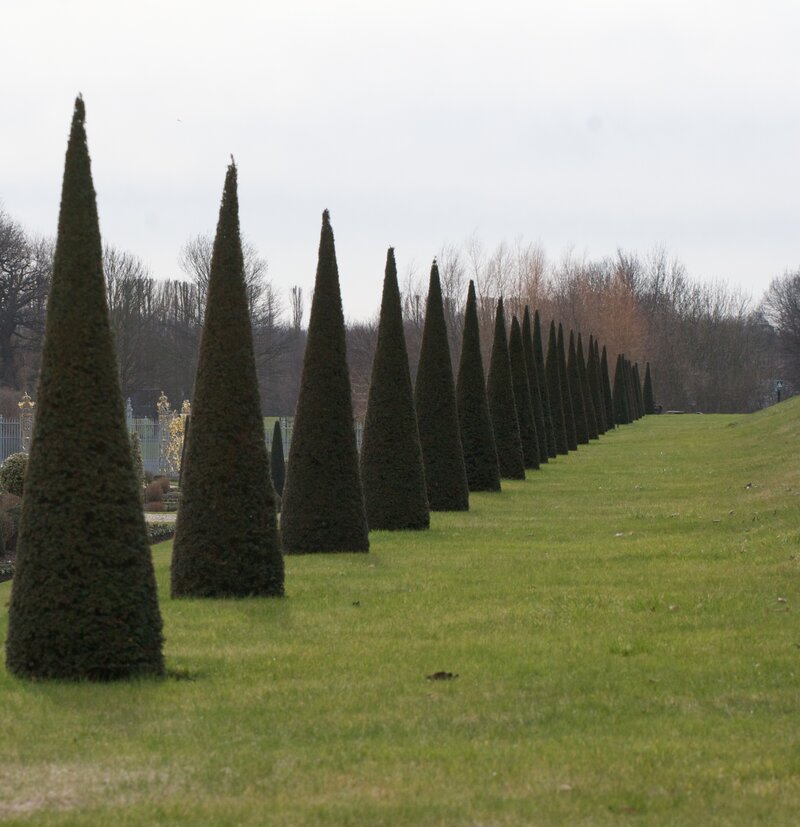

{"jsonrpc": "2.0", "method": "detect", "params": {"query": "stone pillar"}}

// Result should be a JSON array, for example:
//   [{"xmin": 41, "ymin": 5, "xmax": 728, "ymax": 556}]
[
  {"xmin": 18, "ymin": 392, "xmax": 36, "ymax": 454},
  {"xmin": 157, "ymin": 391, "xmax": 171, "ymax": 476}
]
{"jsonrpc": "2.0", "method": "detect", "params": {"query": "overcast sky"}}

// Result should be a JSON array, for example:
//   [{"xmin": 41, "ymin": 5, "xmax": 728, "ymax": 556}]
[{"xmin": 4, "ymin": 0, "xmax": 800, "ymax": 320}]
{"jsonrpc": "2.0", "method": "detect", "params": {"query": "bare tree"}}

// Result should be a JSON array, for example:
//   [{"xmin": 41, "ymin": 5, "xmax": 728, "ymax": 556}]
[
  {"xmin": 761, "ymin": 269, "xmax": 800, "ymax": 388},
  {"xmin": 0, "ymin": 209, "xmax": 52, "ymax": 389}
]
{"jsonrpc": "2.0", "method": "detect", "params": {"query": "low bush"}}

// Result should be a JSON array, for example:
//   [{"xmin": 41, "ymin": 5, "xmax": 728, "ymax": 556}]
[
  {"xmin": 144, "ymin": 477, "xmax": 171, "ymax": 504},
  {"xmin": 0, "ymin": 452, "xmax": 28, "ymax": 497},
  {"xmin": 147, "ymin": 521, "xmax": 176, "ymax": 545}
]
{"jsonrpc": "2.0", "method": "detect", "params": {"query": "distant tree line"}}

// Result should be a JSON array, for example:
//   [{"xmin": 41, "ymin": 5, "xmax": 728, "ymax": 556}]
[{"xmin": 0, "ymin": 206, "xmax": 790, "ymax": 416}]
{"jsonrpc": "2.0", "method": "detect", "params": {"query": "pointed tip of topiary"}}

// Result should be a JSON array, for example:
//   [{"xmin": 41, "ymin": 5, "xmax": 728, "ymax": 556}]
[
  {"xmin": 322, "ymin": 208, "xmax": 331, "ymax": 225},
  {"xmin": 73, "ymin": 95, "xmax": 85, "ymax": 121}
]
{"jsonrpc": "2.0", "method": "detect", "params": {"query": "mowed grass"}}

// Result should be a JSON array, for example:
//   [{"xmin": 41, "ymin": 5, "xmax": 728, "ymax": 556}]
[{"xmin": 2, "ymin": 401, "xmax": 799, "ymax": 825}]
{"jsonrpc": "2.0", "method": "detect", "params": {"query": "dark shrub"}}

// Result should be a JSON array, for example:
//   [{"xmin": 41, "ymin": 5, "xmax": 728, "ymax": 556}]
[{"xmin": 0, "ymin": 453, "xmax": 28, "ymax": 498}]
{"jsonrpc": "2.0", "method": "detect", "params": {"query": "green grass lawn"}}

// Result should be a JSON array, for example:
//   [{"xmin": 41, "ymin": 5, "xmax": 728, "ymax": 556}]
[{"xmin": 2, "ymin": 401, "xmax": 799, "ymax": 825}]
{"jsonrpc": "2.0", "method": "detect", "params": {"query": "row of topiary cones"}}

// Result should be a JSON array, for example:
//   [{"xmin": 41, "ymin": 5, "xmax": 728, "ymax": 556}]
[{"xmin": 5, "ymin": 98, "xmax": 654, "ymax": 682}]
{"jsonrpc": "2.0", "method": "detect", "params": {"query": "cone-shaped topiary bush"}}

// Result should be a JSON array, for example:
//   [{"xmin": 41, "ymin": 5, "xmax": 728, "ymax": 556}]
[
  {"xmin": 487, "ymin": 299, "xmax": 525, "ymax": 479},
  {"xmin": 360, "ymin": 249, "xmax": 430, "ymax": 529},
  {"xmin": 171, "ymin": 163, "xmax": 283, "ymax": 597},
  {"xmin": 456, "ymin": 281, "xmax": 501, "ymax": 492},
  {"xmin": 271, "ymin": 420, "xmax": 286, "ymax": 498},
  {"xmin": 6, "ymin": 98, "xmax": 163, "ymax": 680},
  {"xmin": 577, "ymin": 333, "xmax": 598, "ymax": 440},
  {"xmin": 558, "ymin": 324, "xmax": 578, "ymax": 450},
  {"xmin": 634, "ymin": 363, "xmax": 645, "ymax": 418},
  {"xmin": 601, "ymin": 345, "xmax": 615, "ymax": 429},
  {"xmin": 566, "ymin": 330, "xmax": 589, "ymax": 445},
  {"xmin": 613, "ymin": 354, "xmax": 630, "ymax": 425},
  {"xmin": 588, "ymin": 336, "xmax": 607, "ymax": 434},
  {"xmin": 643, "ymin": 362, "xmax": 655, "ymax": 414},
  {"xmin": 545, "ymin": 320, "xmax": 568, "ymax": 455},
  {"xmin": 414, "ymin": 260, "xmax": 469, "ymax": 511},
  {"xmin": 281, "ymin": 211, "xmax": 369, "ymax": 552},
  {"xmin": 509, "ymin": 316, "xmax": 540, "ymax": 469},
  {"xmin": 534, "ymin": 311, "xmax": 557, "ymax": 458},
  {"xmin": 522, "ymin": 308, "xmax": 548, "ymax": 464}
]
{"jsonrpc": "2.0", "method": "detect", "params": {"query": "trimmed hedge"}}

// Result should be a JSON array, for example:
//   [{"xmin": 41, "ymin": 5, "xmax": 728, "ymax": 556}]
[
  {"xmin": 456, "ymin": 280, "xmax": 501, "ymax": 492},
  {"xmin": 533, "ymin": 311, "xmax": 557, "ymax": 458},
  {"xmin": 522, "ymin": 307, "xmax": 548, "ymax": 465},
  {"xmin": 360, "ymin": 248, "xmax": 430, "ymax": 529},
  {"xmin": 281, "ymin": 211, "xmax": 369, "ymax": 552},
  {"xmin": 414, "ymin": 260, "xmax": 469, "ymax": 511},
  {"xmin": 486, "ymin": 299, "xmax": 525, "ymax": 479},
  {"xmin": 509, "ymin": 316, "xmax": 539, "ymax": 469},
  {"xmin": 6, "ymin": 98, "xmax": 163, "ymax": 681},
  {"xmin": 171, "ymin": 163, "xmax": 283, "ymax": 596}
]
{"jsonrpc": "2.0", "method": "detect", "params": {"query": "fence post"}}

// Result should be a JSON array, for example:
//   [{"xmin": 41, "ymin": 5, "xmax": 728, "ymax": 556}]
[
  {"xmin": 18, "ymin": 392, "xmax": 36, "ymax": 454},
  {"xmin": 125, "ymin": 397, "xmax": 134, "ymax": 432},
  {"xmin": 157, "ymin": 391, "xmax": 171, "ymax": 476}
]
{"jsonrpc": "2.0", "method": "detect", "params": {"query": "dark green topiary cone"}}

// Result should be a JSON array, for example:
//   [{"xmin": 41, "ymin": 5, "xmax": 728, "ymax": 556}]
[
  {"xmin": 588, "ymin": 336, "xmax": 607, "ymax": 434},
  {"xmin": 567, "ymin": 330, "xmax": 589, "ymax": 445},
  {"xmin": 487, "ymin": 299, "xmax": 525, "ymax": 479},
  {"xmin": 360, "ymin": 249, "xmax": 430, "ymax": 529},
  {"xmin": 601, "ymin": 345, "xmax": 615, "ymax": 429},
  {"xmin": 281, "ymin": 211, "xmax": 369, "ymax": 552},
  {"xmin": 456, "ymin": 281, "xmax": 501, "ymax": 492},
  {"xmin": 522, "ymin": 308, "xmax": 548, "ymax": 464},
  {"xmin": 6, "ymin": 98, "xmax": 163, "ymax": 680},
  {"xmin": 557, "ymin": 324, "xmax": 578, "ymax": 451},
  {"xmin": 634, "ymin": 363, "xmax": 645, "ymax": 418},
  {"xmin": 509, "ymin": 317, "xmax": 539, "ymax": 469},
  {"xmin": 534, "ymin": 311, "xmax": 557, "ymax": 458},
  {"xmin": 271, "ymin": 420, "xmax": 286, "ymax": 498},
  {"xmin": 643, "ymin": 362, "xmax": 655, "ymax": 414},
  {"xmin": 415, "ymin": 260, "xmax": 469, "ymax": 511},
  {"xmin": 171, "ymin": 164, "xmax": 283, "ymax": 597},
  {"xmin": 613, "ymin": 354, "xmax": 630, "ymax": 425},
  {"xmin": 545, "ymin": 321, "xmax": 569, "ymax": 455},
  {"xmin": 577, "ymin": 333, "xmax": 598, "ymax": 440}
]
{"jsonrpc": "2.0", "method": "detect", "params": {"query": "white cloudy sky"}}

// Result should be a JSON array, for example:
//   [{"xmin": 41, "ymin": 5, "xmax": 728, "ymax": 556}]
[{"xmin": 3, "ymin": 0, "xmax": 800, "ymax": 319}]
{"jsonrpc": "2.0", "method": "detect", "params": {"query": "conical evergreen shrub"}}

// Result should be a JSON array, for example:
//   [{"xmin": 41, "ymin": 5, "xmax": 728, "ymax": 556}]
[
  {"xmin": 643, "ymin": 362, "xmax": 655, "ymax": 414},
  {"xmin": 456, "ymin": 281, "xmax": 501, "ymax": 492},
  {"xmin": 601, "ymin": 345, "xmax": 615, "ymax": 429},
  {"xmin": 566, "ymin": 330, "xmax": 589, "ymax": 445},
  {"xmin": 588, "ymin": 336, "xmax": 607, "ymax": 434},
  {"xmin": 633, "ymin": 363, "xmax": 645, "ymax": 418},
  {"xmin": 522, "ymin": 308, "xmax": 548, "ymax": 464},
  {"xmin": 613, "ymin": 354, "xmax": 630, "ymax": 425},
  {"xmin": 545, "ymin": 321, "xmax": 568, "ymax": 455},
  {"xmin": 171, "ymin": 164, "xmax": 283, "ymax": 597},
  {"xmin": 6, "ymin": 98, "xmax": 163, "ymax": 680},
  {"xmin": 281, "ymin": 211, "xmax": 369, "ymax": 552},
  {"xmin": 487, "ymin": 299, "xmax": 525, "ymax": 479},
  {"xmin": 360, "ymin": 249, "xmax": 430, "ymax": 529},
  {"xmin": 558, "ymin": 324, "xmax": 578, "ymax": 450},
  {"xmin": 414, "ymin": 260, "xmax": 469, "ymax": 511},
  {"xmin": 577, "ymin": 334, "xmax": 598, "ymax": 440},
  {"xmin": 271, "ymin": 420, "xmax": 286, "ymax": 498},
  {"xmin": 533, "ymin": 311, "xmax": 557, "ymax": 457},
  {"xmin": 509, "ymin": 317, "xmax": 539, "ymax": 469}
]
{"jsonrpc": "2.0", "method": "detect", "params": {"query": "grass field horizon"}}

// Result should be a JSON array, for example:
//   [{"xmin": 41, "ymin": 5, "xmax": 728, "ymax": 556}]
[{"xmin": 1, "ymin": 401, "xmax": 798, "ymax": 825}]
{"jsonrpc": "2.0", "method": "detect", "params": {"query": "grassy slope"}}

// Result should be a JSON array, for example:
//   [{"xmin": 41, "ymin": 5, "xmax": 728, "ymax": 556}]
[{"xmin": 1, "ymin": 401, "xmax": 799, "ymax": 825}]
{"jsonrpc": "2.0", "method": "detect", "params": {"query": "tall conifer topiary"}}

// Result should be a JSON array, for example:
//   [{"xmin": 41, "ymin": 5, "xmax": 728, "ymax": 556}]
[
  {"xmin": 577, "ymin": 333, "xmax": 598, "ymax": 440},
  {"xmin": 613, "ymin": 354, "xmax": 630, "ymax": 425},
  {"xmin": 6, "ymin": 98, "xmax": 163, "ymax": 680},
  {"xmin": 558, "ymin": 324, "xmax": 578, "ymax": 450},
  {"xmin": 509, "ymin": 317, "xmax": 539, "ymax": 470},
  {"xmin": 360, "ymin": 249, "xmax": 429, "ymax": 529},
  {"xmin": 271, "ymin": 420, "xmax": 286, "ymax": 498},
  {"xmin": 534, "ymin": 311, "xmax": 557, "ymax": 457},
  {"xmin": 601, "ymin": 345, "xmax": 615, "ymax": 429},
  {"xmin": 171, "ymin": 163, "xmax": 283, "ymax": 597},
  {"xmin": 487, "ymin": 299, "xmax": 525, "ymax": 479},
  {"xmin": 545, "ymin": 320, "xmax": 568, "ymax": 455},
  {"xmin": 415, "ymin": 260, "xmax": 469, "ymax": 511},
  {"xmin": 456, "ymin": 281, "xmax": 501, "ymax": 492},
  {"xmin": 634, "ymin": 363, "xmax": 645, "ymax": 418},
  {"xmin": 522, "ymin": 308, "xmax": 548, "ymax": 464},
  {"xmin": 643, "ymin": 362, "xmax": 655, "ymax": 414},
  {"xmin": 281, "ymin": 211, "xmax": 369, "ymax": 552},
  {"xmin": 588, "ymin": 336, "xmax": 607, "ymax": 434},
  {"xmin": 566, "ymin": 330, "xmax": 589, "ymax": 445}
]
